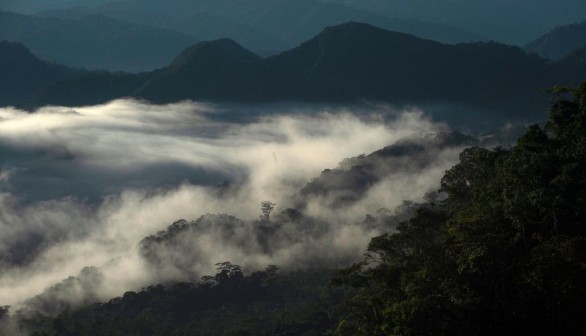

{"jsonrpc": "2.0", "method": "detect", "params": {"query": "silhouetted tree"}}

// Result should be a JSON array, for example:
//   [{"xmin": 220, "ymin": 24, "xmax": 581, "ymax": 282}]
[{"xmin": 260, "ymin": 201, "xmax": 276, "ymax": 221}]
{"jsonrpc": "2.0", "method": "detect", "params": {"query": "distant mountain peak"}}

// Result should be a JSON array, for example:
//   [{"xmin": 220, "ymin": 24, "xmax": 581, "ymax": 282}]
[
  {"xmin": 525, "ymin": 20, "xmax": 586, "ymax": 60},
  {"xmin": 318, "ymin": 21, "xmax": 418, "ymax": 40},
  {"xmin": 301, "ymin": 21, "xmax": 441, "ymax": 54},
  {"xmin": 322, "ymin": 21, "xmax": 376, "ymax": 31},
  {"xmin": 170, "ymin": 38, "xmax": 261, "ymax": 68},
  {"xmin": 0, "ymin": 9, "xmax": 199, "ymax": 72}
]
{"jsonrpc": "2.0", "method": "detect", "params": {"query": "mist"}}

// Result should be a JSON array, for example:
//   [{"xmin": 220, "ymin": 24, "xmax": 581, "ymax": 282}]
[{"xmin": 0, "ymin": 99, "xmax": 467, "ymax": 315}]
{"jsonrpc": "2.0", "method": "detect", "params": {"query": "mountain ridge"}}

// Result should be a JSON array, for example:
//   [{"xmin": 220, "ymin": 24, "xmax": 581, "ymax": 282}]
[
  {"xmin": 0, "ymin": 40, "xmax": 80, "ymax": 106},
  {"xmin": 9, "ymin": 22, "xmax": 585, "ymax": 125},
  {"xmin": 0, "ymin": 10, "xmax": 198, "ymax": 71},
  {"xmin": 525, "ymin": 20, "xmax": 586, "ymax": 60},
  {"xmin": 36, "ymin": 0, "xmax": 485, "ymax": 52}
]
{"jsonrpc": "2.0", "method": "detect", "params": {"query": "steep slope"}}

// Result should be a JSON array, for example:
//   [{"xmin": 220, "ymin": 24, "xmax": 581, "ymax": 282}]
[
  {"xmin": 0, "ymin": 10, "xmax": 198, "ymax": 71},
  {"xmin": 0, "ymin": 41, "xmax": 78, "ymax": 106},
  {"xmin": 525, "ymin": 21, "xmax": 586, "ymax": 60}
]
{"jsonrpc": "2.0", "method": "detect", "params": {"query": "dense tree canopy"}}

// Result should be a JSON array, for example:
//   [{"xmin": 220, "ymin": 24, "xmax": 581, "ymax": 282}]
[
  {"xmin": 331, "ymin": 83, "xmax": 586, "ymax": 335},
  {"xmin": 16, "ymin": 265, "xmax": 341, "ymax": 336}
]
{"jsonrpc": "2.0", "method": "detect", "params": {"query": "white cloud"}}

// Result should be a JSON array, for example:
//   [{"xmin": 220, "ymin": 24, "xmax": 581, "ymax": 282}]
[{"xmin": 0, "ymin": 99, "xmax": 459, "ymax": 310}]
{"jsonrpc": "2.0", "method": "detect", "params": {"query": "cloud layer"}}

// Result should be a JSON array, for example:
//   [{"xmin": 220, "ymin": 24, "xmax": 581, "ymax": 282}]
[{"xmin": 0, "ymin": 99, "xmax": 461, "ymax": 312}]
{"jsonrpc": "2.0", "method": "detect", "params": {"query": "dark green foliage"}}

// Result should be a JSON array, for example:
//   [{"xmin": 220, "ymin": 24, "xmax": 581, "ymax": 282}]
[
  {"xmin": 20, "ymin": 266, "xmax": 341, "ymax": 336},
  {"xmin": 331, "ymin": 84, "xmax": 586, "ymax": 335}
]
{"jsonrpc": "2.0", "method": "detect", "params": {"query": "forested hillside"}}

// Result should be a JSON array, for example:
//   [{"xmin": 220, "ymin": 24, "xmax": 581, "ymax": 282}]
[
  {"xmin": 5, "ymin": 84, "xmax": 585, "ymax": 336},
  {"xmin": 331, "ymin": 84, "xmax": 586, "ymax": 335},
  {"xmin": 15, "ymin": 267, "xmax": 340, "ymax": 336}
]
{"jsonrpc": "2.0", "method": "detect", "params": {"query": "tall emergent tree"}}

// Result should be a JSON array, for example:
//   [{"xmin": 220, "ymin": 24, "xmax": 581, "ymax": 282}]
[
  {"xmin": 261, "ymin": 201, "xmax": 276, "ymax": 222},
  {"xmin": 331, "ymin": 83, "xmax": 586, "ymax": 336}
]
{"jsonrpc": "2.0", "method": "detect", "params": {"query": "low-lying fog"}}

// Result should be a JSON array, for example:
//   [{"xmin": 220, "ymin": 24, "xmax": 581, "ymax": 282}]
[{"xmin": 0, "ymin": 99, "xmax": 492, "ymax": 314}]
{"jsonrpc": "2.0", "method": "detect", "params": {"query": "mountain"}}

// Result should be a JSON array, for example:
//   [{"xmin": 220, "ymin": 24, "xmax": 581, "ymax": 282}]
[
  {"xmin": 21, "ymin": 38, "xmax": 261, "ymax": 108},
  {"xmin": 167, "ymin": 13, "xmax": 290, "ymax": 56},
  {"xmin": 321, "ymin": 0, "xmax": 586, "ymax": 45},
  {"xmin": 256, "ymin": 24, "xmax": 481, "ymax": 102},
  {"xmin": 0, "ymin": 41, "xmax": 79, "ymax": 106},
  {"xmin": 525, "ymin": 21, "xmax": 586, "ymax": 60},
  {"xmin": 164, "ymin": 0, "xmax": 484, "ymax": 44},
  {"xmin": 38, "ymin": 8, "xmax": 290, "ymax": 56},
  {"xmin": 242, "ymin": 23, "xmax": 561, "ymax": 116},
  {"xmin": 0, "ymin": 10, "xmax": 198, "ymax": 71},
  {"xmin": 136, "ymin": 22, "xmax": 560, "ymax": 113},
  {"xmin": 20, "ymin": 22, "xmax": 586, "ymax": 123},
  {"xmin": 39, "ymin": 0, "xmax": 484, "ymax": 52},
  {"xmin": 135, "ymin": 39, "xmax": 263, "ymax": 102},
  {"xmin": 7, "ymin": 0, "xmax": 585, "ymax": 46}
]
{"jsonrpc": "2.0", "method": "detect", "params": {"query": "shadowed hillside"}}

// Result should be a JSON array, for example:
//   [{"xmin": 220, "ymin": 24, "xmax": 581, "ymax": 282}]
[{"xmin": 0, "ymin": 40, "xmax": 79, "ymax": 106}]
